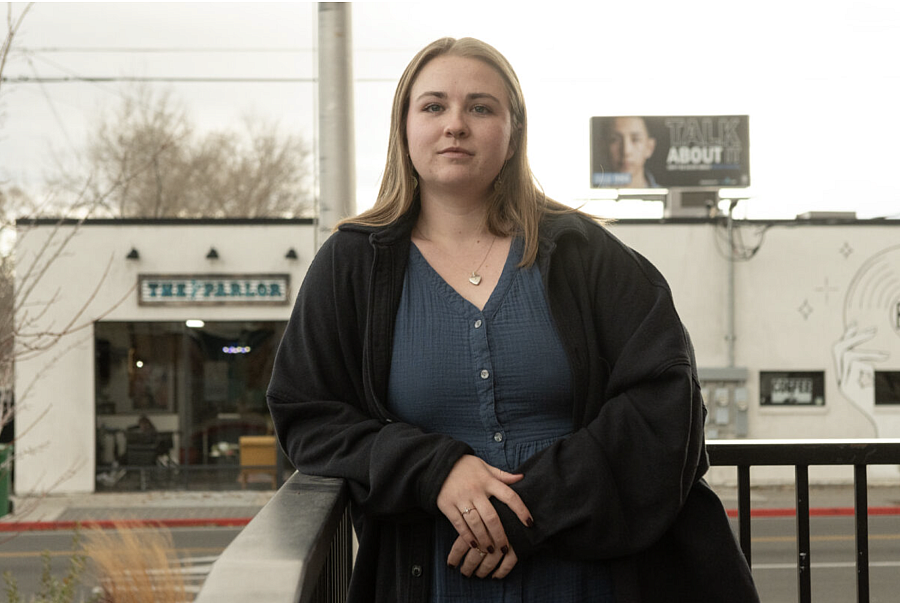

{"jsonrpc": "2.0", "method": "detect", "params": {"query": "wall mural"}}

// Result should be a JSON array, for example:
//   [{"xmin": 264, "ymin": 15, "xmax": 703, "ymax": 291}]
[{"xmin": 832, "ymin": 244, "xmax": 900, "ymax": 436}]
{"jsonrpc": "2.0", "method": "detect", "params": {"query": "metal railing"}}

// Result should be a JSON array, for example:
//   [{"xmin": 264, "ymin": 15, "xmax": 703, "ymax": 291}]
[
  {"xmin": 196, "ymin": 439, "xmax": 900, "ymax": 603},
  {"xmin": 707, "ymin": 438, "xmax": 900, "ymax": 603}
]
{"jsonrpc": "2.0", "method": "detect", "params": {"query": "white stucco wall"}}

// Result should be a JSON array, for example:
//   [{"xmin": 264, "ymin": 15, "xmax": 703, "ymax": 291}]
[
  {"xmin": 612, "ymin": 219, "xmax": 900, "ymax": 483},
  {"xmin": 13, "ymin": 218, "xmax": 900, "ymax": 492},
  {"xmin": 14, "ymin": 220, "xmax": 316, "ymax": 494}
]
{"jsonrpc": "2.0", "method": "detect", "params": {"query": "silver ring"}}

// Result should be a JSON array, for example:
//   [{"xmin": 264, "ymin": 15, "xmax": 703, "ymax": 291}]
[
  {"xmin": 478, "ymin": 549, "xmax": 487, "ymax": 557},
  {"xmin": 462, "ymin": 507, "xmax": 472, "ymax": 515}
]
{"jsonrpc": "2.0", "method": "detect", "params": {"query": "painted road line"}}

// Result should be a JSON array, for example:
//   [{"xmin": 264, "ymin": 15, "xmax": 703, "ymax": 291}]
[
  {"xmin": 726, "ymin": 507, "xmax": 900, "ymax": 518},
  {"xmin": 752, "ymin": 561, "xmax": 900, "ymax": 570}
]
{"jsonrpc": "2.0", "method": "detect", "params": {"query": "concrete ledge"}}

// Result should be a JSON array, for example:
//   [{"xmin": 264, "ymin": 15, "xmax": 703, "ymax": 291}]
[{"xmin": 194, "ymin": 472, "xmax": 348, "ymax": 603}]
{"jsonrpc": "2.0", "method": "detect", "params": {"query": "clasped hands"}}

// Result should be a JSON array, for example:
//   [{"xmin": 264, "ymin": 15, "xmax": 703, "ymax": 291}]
[{"xmin": 436, "ymin": 454, "xmax": 533, "ymax": 579}]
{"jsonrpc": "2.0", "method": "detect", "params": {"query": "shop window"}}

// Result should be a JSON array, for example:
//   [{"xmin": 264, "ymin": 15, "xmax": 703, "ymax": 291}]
[
  {"xmin": 759, "ymin": 371, "xmax": 825, "ymax": 407},
  {"xmin": 874, "ymin": 372, "xmax": 900, "ymax": 405},
  {"xmin": 95, "ymin": 320, "xmax": 286, "ymax": 480}
]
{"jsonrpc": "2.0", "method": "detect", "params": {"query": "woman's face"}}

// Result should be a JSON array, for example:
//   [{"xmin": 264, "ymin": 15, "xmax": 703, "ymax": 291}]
[
  {"xmin": 405, "ymin": 55, "xmax": 516, "ymax": 201},
  {"xmin": 608, "ymin": 117, "xmax": 656, "ymax": 180}
]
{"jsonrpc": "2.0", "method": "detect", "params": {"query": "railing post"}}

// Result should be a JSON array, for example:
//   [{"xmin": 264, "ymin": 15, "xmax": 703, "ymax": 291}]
[
  {"xmin": 854, "ymin": 464, "xmax": 870, "ymax": 603},
  {"xmin": 796, "ymin": 464, "xmax": 811, "ymax": 603},
  {"xmin": 737, "ymin": 464, "xmax": 752, "ymax": 567}
]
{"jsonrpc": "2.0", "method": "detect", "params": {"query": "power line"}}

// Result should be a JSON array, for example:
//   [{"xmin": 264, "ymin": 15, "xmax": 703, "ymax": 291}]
[
  {"xmin": 3, "ymin": 76, "xmax": 315, "ymax": 83},
  {"xmin": 18, "ymin": 46, "xmax": 317, "ymax": 53},
  {"xmin": 15, "ymin": 46, "xmax": 419, "ymax": 54},
  {"xmin": 2, "ymin": 76, "xmax": 396, "ymax": 84}
]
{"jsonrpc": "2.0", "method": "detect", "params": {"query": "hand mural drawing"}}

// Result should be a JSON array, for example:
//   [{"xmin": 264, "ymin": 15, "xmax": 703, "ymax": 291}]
[
  {"xmin": 833, "ymin": 245, "xmax": 900, "ymax": 436},
  {"xmin": 833, "ymin": 324, "xmax": 889, "ymax": 436}
]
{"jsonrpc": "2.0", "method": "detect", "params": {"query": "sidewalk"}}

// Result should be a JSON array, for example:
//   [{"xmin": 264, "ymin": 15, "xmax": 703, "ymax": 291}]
[
  {"xmin": 0, "ymin": 489, "xmax": 275, "ymax": 531},
  {"xmin": 711, "ymin": 483, "xmax": 900, "ymax": 516},
  {"xmin": 2, "ymin": 484, "xmax": 899, "ymax": 532}
]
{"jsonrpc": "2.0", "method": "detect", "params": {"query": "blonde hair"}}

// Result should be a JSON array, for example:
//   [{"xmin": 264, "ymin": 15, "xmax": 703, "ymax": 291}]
[{"xmin": 340, "ymin": 37, "xmax": 576, "ymax": 267}]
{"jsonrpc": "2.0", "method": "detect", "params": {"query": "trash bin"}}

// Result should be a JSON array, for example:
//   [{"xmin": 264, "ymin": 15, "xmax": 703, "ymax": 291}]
[{"xmin": 0, "ymin": 444, "xmax": 11, "ymax": 519}]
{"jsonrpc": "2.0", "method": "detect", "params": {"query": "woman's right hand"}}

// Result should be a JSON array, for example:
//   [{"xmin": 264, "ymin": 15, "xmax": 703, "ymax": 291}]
[{"xmin": 436, "ymin": 455, "xmax": 533, "ymax": 561}]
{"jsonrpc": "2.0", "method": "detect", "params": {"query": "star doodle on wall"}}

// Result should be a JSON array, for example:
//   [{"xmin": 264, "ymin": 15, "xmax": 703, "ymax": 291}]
[
  {"xmin": 839, "ymin": 242, "xmax": 854, "ymax": 259},
  {"xmin": 798, "ymin": 299, "xmax": 813, "ymax": 320},
  {"xmin": 815, "ymin": 278, "xmax": 839, "ymax": 305},
  {"xmin": 857, "ymin": 370, "xmax": 874, "ymax": 390}
]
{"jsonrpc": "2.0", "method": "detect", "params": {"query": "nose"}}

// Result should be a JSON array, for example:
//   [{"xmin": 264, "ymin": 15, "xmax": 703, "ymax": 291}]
[{"xmin": 444, "ymin": 109, "xmax": 468, "ymax": 138}]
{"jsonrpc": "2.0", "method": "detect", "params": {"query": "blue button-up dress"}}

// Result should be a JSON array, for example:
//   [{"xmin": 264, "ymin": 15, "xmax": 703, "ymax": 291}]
[{"xmin": 386, "ymin": 238, "xmax": 616, "ymax": 602}]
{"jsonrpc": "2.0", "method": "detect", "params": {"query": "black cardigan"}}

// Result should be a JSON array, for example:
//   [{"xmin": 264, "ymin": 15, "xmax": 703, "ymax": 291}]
[{"xmin": 267, "ymin": 209, "xmax": 759, "ymax": 602}]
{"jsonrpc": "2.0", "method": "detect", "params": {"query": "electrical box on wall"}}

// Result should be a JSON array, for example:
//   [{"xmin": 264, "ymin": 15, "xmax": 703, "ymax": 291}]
[{"xmin": 698, "ymin": 367, "xmax": 749, "ymax": 439}]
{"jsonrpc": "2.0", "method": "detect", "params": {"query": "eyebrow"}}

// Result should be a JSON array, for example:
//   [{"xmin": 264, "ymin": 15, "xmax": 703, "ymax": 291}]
[{"xmin": 413, "ymin": 91, "xmax": 502, "ymax": 104}]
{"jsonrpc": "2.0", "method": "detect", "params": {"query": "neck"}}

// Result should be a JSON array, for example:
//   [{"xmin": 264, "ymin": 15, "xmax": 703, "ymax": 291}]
[
  {"xmin": 415, "ymin": 193, "xmax": 491, "ymax": 243},
  {"xmin": 630, "ymin": 170, "xmax": 647, "ymax": 188}
]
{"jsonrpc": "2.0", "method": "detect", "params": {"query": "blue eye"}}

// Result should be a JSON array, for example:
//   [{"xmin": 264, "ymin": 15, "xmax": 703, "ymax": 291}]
[
  {"xmin": 472, "ymin": 105, "xmax": 491, "ymax": 114},
  {"xmin": 423, "ymin": 103, "xmax": 442, "ymax": 113}
]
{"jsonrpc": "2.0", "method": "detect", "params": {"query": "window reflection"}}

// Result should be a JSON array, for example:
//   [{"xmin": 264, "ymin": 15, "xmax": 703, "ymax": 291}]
[{"xmin": 95, "ymin": 320, "xmax": 285, "ymax": 488}]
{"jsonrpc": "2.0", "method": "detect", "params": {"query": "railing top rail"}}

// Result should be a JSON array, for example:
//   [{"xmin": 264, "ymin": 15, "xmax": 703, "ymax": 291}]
[
  {"xmin": 194, "ymin": 471, "xmax": 347, "ymax": 603},
  {"xmin": 707, "ymin": 439, "xmax": 900, "ymax": 466}
]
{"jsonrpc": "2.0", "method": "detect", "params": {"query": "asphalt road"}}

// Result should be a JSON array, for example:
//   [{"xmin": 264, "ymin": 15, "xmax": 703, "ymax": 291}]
[
  {"xmin": 0, "ymin": 525, "xmax": 241, "ymax": 599},
  {"xmin": 740, "ymin": 515, "xmax": 900, "ymax": 603},
  {"xmin": 2, "ymin": 517, "xmax": 899, "ymax": 601}
]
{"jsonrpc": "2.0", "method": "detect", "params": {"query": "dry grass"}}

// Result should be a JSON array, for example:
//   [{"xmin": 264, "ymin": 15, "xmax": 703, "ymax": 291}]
[{"xmin": 83, "ymin": 523, "xmax": 187, "ymax": 603}]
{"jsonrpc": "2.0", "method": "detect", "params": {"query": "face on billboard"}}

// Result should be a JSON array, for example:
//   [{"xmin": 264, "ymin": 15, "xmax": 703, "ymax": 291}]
[{"xmin": 607, "ymin": 117, "xmax": 656, "ymax": 187}]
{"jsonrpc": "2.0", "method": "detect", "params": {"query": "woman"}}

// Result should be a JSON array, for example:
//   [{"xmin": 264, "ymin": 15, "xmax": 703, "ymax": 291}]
[{"xmin": 267, "ymin": 37, "xmax": 758, "ymax": 602}]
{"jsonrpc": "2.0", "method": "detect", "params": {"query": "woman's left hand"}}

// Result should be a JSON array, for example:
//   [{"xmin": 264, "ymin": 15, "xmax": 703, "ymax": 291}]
[{"xmin": 448, "ymin": 534, "xmax": 519, "ymax": 579}]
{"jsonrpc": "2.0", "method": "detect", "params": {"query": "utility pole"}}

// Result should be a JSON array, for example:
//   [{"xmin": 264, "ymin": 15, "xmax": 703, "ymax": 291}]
[{"xmin": 316, "ymin": 3, "xmax": 355, "ymax": 247}]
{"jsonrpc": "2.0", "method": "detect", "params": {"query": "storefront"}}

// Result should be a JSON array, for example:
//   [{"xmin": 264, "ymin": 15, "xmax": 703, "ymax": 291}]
[
  {"xmin": 14, "ymin": 219, "xmax": 315, "ymax": 494},
  {"xmin": 13, "ymin": 215, "xmax": 900, "ymax": 493}
]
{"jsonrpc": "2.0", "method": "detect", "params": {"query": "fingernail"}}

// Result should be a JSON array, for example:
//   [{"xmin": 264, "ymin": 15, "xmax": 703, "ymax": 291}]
[
  {"xmin": 501, "ymin": 545, "xmax": 509, "ymax": 555},
  {"xmin": 487, "ymin": 545, "xmax": 495, "ymax": 554},
  {"xmin": 470, "ymin": 540, "xmax": 478, "ymax": 549},
  {"xmin": 526, "ymin": 517, "xmax": 534, "ymax": 528}
]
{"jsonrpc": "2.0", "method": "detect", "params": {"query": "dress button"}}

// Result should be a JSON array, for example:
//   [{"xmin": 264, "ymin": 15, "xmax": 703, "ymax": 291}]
[
  {"xmin": 480, "ymin": 369, "xmax": 490, "ymax": 379},
  {"xmin": 493, "ymin": 432, "xmax": 503, "ymax": 443},
  {"xmin": 411, "ymin": 564, "xmax": 423, "ymax": 578},
  {"xmin": 474, "ymin": 319, "xmax": 483, "ymax": 329}
]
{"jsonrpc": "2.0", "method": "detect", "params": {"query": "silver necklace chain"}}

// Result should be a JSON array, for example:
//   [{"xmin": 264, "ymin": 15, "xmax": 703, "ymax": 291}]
[{"xmin": 468, "ymin": 235, "xmax": 496, "ymax": 286}]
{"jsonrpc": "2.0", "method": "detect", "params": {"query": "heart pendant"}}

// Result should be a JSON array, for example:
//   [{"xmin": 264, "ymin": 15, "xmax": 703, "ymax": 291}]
[{"xmin": 468, "ymin": 273, "xmax": 482, "ymax": 286}]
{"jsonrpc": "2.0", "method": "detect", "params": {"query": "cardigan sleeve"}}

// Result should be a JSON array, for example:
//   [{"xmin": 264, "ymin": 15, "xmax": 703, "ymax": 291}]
[
  {"xmin": 266, "ymin": 231, "xmax": 473, "ymax": 519},
  {"xmin": 491, "ymin": 225, "xmax": 708, "ymax": 560}
]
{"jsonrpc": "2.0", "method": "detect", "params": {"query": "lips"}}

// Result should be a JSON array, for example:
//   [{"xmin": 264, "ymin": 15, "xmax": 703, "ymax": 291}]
[{"xmin": 438, "ymin": 147, "xmax": 473, "ymax": 157}]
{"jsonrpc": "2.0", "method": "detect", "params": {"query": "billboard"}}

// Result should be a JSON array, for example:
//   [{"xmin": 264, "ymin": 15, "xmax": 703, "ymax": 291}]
[{"xmin": 590, "ymin": 115, "xmax": 750, "ymax": 189}]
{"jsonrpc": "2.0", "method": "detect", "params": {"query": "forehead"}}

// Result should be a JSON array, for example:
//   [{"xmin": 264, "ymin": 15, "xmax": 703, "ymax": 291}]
[
  {"xmin": 410, "ymin": 55, "xmax": 509, "ymax": 101},
  {"xmin": 611, "ymin": 117, "xmax": 649, "ymax": 135}
]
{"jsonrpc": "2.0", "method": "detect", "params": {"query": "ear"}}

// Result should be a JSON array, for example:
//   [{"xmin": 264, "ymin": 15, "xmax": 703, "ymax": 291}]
[{"xmin": 505, "ymin": 126, "xmax": 521, "ymax": 161}]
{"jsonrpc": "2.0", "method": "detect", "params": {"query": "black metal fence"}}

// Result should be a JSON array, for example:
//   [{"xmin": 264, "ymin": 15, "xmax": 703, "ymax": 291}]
[
  {"xmin": 707, "ymin": 439, "xmax": 900, "ymax": 603},
  {"xmin": 195, "ymin": 440, "xmax": 900, "ymax": 603}
]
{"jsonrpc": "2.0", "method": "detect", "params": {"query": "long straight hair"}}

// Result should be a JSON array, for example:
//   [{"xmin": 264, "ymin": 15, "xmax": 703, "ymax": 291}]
[{"xmin": 339, "ymin": 37, "xmax": 576, "ymax": 267}]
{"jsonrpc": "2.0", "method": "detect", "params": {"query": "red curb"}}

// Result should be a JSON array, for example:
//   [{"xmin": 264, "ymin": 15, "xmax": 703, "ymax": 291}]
[
  {"xmin": 725, "ymin": 506, "xmax": 900, "ymax": 518},
  {"xmin": 4, "ymin": 507, "xmax": 899, "ymax": 531},
  {"xmin": 0, "ymin": 517, "xmax": 252, "ymax": 532}
]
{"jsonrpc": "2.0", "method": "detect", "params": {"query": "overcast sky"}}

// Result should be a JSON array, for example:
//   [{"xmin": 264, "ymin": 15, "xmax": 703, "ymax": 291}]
[{"xmin": 2, "ymin": 1, "xmax": 899, "ymax": 220}]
